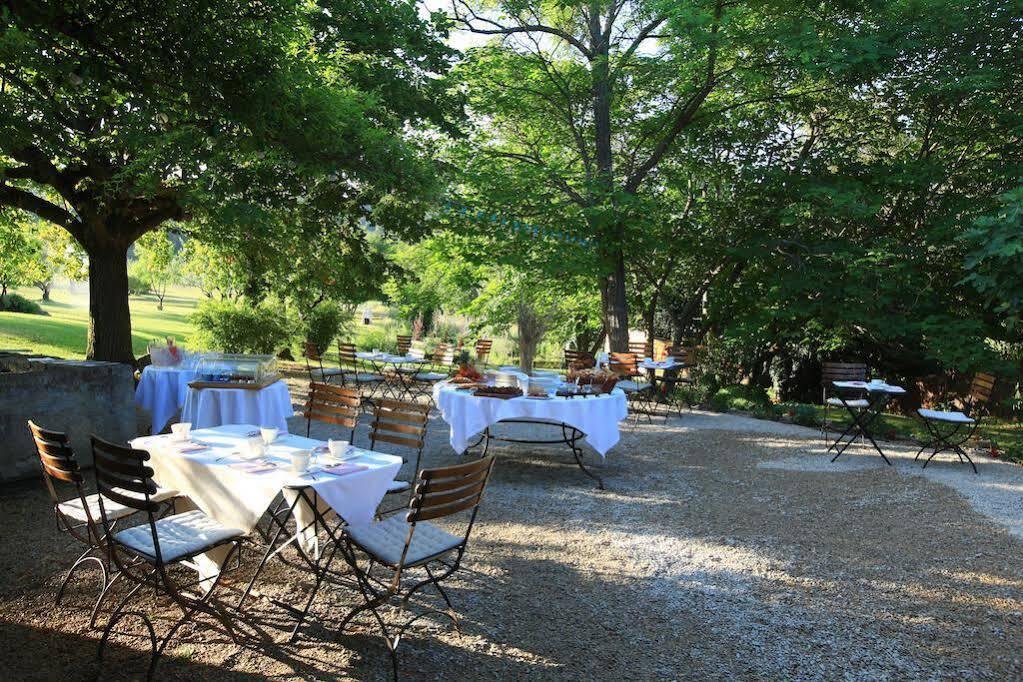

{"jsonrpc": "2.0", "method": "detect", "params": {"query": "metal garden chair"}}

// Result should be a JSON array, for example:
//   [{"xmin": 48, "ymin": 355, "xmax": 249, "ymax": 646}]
[
  {"xmin": 821, "ymin": 362, "xmax": 869, "ymax": 445},
  {"xmin": 474, "ymin": 338, "xmax": 493, "ymax": 368},
  {"xmin": 302, "ymin": 341, "xmax": 344, "ymax": 385},
  {"xmin": 610, "ymin": 352, "xmax": 655, "ymax": 423},
  {"xmin": 368, "ymin": 399, "xmax": 431, "ymax": 514},
  {"xmin": 564, "ymin": 348, "xmax": 596, "ymax": 369},
  {"xmin": 915, "ymin": 372, "xmax": 995, "ymax": 473},
  {"xmin": 28, "ymin": 421, "xmax": 178, "ymax": 627},
  {"xmin": 337, "ymin": 341, "xmax": 385, "ymax": 405},
  {"xmin": 91, "ymin": 436, "xmax": 244, "ymax": 681},
  {"xmin": 337, "ymin": 456, "xmax": 497, "ymax": 680}
]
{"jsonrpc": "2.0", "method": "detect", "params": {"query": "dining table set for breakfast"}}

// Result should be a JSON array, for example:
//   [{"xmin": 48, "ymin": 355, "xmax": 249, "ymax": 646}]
[{"xmin": 433, "ymin": 369, "xmax": 628, "ymax": 489}]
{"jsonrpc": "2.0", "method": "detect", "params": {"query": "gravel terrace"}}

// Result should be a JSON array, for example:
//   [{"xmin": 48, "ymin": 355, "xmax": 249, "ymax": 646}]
[{"xmin": 3, "ymin": 393, "xmax": 1023, "ymax": 680}]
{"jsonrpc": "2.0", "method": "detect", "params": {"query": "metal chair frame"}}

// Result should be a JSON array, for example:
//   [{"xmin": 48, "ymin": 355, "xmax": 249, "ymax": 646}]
[
  {"xmin": 915, "ymin": 373, "xmax": 995, "ymax": 474},
  {"xmin": 30, "ymin": 421, "xmax": 125, "ymax": 628},
  {"xmin": 303, "ymin": 341, "xmax": 343, "ymax": 385},
  {"xmin": 821, "ymin": 362, "xmax": 869, "ymax": 445},
  {"xmin": 91, "ymin": 436, "xmax": 243, "ymax": 681},
  {"xmin": 337, "ymin": 456, "xmax": 496, "ymax": 681},
  {"xmin": 610, "ymin": 352, "xmax": 655, "ymax": 424},
  {"xmin": 337, "ymin": 341, "xmax": 385, "ymax": 407}
]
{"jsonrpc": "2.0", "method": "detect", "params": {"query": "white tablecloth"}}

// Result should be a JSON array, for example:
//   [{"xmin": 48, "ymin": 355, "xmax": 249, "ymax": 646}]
[
  {"xmin": 134, "ymin": 365, "xmax": 199, "ymax": 433},
  {"xmin": 181, "ymin": 380, "xmax": 293, "ymax": 433},
  {"xmin": 131, "ymin": 425, "xmax": 402, "ymax": 578},
  {"xmin": 433, "ymin": 383, "xmax": 629, "ymax": 457},
  {"xmin": 833, "ymin": 381, "xmax": 906, "ymax": 395}
]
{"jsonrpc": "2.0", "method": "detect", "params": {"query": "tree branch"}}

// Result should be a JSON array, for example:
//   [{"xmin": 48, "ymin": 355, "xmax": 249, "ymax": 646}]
[
  {"xmin": 450, "ymin": 0, "xmax": 592, "ymax": 58},
  {"xmin": 0, "ymin": 184, "xmax": 79, "ymax": 231}
]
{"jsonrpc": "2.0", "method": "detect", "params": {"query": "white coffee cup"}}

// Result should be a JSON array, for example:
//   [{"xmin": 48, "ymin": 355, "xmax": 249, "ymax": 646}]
[
  {"xmin": 260, "ymin": 427, "xmax": 279, "ymax": 445},
  {"xmin": 328, "ymin": 439, "xmax": 350, "ymax": 459},
  {"xmin": 291, "ymin": 449, "xmax": 311, "ymax": 473},
  {"xmin": 245, "ymin": 437, "xmax": 265, "ymax": 460},
  {"xmin": 171, "ymin": 422, "xmax": 191, "ymax": 442}
]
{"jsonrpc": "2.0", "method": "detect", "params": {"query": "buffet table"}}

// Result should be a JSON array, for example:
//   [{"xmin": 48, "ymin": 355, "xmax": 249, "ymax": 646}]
[
  {"xmin": 134, "ymin": 365, "xmax": 199, "ymax": 433},
  {"xmin": 181, "ymin": 380, "xmax": 293, "ymax": 432},
  {"xmin": 433, "ymin": 381, "xmax": 628, "ymax": 488}
]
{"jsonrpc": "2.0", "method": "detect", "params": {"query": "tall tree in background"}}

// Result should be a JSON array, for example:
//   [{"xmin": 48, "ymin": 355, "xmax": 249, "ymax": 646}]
[
  {"xmin": 0, "ymin": 0, "xmax": 456, "ymax": 361},
  {"xmin": 450, "ymin": 0, "xmax": 884, "ymax": 350}
]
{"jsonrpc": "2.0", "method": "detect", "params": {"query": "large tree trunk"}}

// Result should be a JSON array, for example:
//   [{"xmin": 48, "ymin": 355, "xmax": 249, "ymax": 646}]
[
  {"xmin": 601, "ymin": 251, "xmax": 630, "ymax": 352},
  {"xmin": 85, "ymin": 243, "xmax": 135, "ymax": 363}
]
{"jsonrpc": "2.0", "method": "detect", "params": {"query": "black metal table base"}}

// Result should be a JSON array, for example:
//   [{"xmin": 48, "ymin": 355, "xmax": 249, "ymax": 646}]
[
  {"xmin": 467, "ymin": 418, "xmax": 604, "ymax": 489},
  {"xmin": 827, "ymin": 393, "xmax": 895, "ymax": 465}
]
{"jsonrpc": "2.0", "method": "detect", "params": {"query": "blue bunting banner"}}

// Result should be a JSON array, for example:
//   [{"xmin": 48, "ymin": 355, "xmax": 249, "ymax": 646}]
[{"xmin": 441, "ymin": 200, "xmax": 589, "ymax": 245}]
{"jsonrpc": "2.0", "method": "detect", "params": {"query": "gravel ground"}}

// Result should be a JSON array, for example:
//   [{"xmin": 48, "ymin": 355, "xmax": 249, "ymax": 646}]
[{"xmin": 3, "ymin": 388, "xmax": 1023, "ymax": 680}]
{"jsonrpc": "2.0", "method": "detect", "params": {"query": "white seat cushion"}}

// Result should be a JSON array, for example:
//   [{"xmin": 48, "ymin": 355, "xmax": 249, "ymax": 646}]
[
  {"xmin": 617, "ymin": 380, "xmax": 652, "ymax": 393},
  {"xmin": 354, "ymin": 373, "xmax": 385, "ymax": 383},
  {"xmin": 827, "ymin": 397, "xmax": 869, "ymax": 408},
  {"xmin": 311, "ymin": 367, "xmax": 345, "ymax": 378},
  {"xmin": 918, "ymin": 408, "xmax": 975, "ymax": 424},
  {"xmin": 347, "ymin": 514, "xmax": 462, "ymax": 566},
  {"xmin": 58, "ymin": 486, "xmax": 178, "ymax": 523},
  {"xmin": 114, "ymin": 510, "xmax": 243, "ymax": 563},
  {"xmin": 414, "ymin": 372, "xmax": 448, "ymax": 382}
]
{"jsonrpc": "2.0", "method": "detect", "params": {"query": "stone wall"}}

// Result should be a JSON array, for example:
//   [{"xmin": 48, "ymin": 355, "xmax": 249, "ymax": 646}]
[{"xmin": 0, "ymin": 359, "xmax": 136, "ymax": 482}]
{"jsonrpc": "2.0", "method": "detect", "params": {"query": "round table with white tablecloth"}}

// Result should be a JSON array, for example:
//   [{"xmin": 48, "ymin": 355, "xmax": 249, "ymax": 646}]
[
  {"xmin": 134, "ymin": 365, "xmax": 199, "ymax": 433},
  {"xmin": 181, "ymin": 380, "xmax": 294, "ymax": 433},
  {"xmin": 433, "ymin": 381, "xmax": 628, "ymax": 488}
]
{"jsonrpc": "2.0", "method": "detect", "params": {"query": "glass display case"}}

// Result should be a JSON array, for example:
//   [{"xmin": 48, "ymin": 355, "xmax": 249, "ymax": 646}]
[{"xmin": 193, "ymin": 353, "xmax": 279, "ymax": 387}]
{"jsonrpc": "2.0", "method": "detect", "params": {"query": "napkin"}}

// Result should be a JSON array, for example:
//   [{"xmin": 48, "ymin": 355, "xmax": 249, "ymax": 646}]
[
  {"xmin": 228, "ymin": 460, "xmax": 277, "ymax": 473},
  {"xmin": 320, "ymin": 462, "xmax": 368, "ymax": 477},
  {"xmin": 175, "ymin": 443, "xmax": 209, "ymax": 454}
]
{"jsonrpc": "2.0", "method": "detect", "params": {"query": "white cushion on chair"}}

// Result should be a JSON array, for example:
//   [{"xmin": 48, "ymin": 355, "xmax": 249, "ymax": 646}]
[
  {"xmin": 114, "ymin": 510, "xmax": 243, "ymax": 563},
  {"xmin": 918, "ymin": 408, "xmax": 975, "ymax": 424},
  {"xmin": 311, "ymin": 368, "xmax": 345, "ymax": 378},
  {"xmin": 414, "ymin": 372, "xmax": 448, "ymax": 382},
  {"xmin": 618, "ymin": 380, "xmax": 651, "ymax": 393},
  {"xmin": 347, "ymin": 514, "xmax": 462, "ymax": 567},
  {"xmin": 827, "ymin": 397, "xmax": 869, "ymax": 408},
  {"xmin": 58, "ymin": 486, "xmax": 178, "ymax": 523},
  {"xmin": 354, "ymin": 373, "xmax": 385, "ymax": 383}
]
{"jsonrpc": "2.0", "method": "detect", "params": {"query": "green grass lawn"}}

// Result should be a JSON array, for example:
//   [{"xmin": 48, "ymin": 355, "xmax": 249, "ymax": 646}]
[{"xmin": 0, "ymin": 285, "xmax": 200, "ymax": 359}]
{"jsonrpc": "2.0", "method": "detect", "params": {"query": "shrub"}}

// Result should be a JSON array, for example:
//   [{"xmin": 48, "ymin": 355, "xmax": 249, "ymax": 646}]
[
  {"xmin": 775, "ymin": 402, "xmax": 819, "ymax": 427},
  {"xmin": 709, "ymin": 384, "xmax": 771, "ymax": 413},
  {"xmin": 127, "ymin": 273, "xmax": 151, "ymax": 295},
  {"xmin": 189, "ymin": 300, "xmax": 295, "ymax": 355},
  {"xmin": 0, "ymin": 293, "xmax": 45, "ymax": 315},
  {"xmin": 303, "ymin": 303, "xmax": 351, "ymax": 351}
]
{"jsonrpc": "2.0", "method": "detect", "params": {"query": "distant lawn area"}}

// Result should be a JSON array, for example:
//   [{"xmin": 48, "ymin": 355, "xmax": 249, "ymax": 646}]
[{"xmin": 0, "ymin": 285, "xmax": 200, "ymax": 359}]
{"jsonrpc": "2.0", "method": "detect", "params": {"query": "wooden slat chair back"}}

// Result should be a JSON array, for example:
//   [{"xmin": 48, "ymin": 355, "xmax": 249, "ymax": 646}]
[
  {"xmin": 968, "ymin": 372, "xmax": 996, "ymax": 410},
  {"xmin": 474, "ymin": 339, "xmax": 493, "ymax": 365},
  {"xmin": 29, "ymin": 421, "xmax": 94, "ymax": 541},
  {"xmin": 432, "ymin": 343, "xmax": 455, "ymax": 367},
  {"xmin": 821, "ymin": 362, "xmax": 868, "ymax": 386},
  {"xmin": 628, "ymin": 340, "xmax": 653, "ymax": 358},
  {"xmin": 303, "ymin": 341, "xmax": 324, "ymax": 362},
  {"xmin": 371, "ymin": 399, "xmax": 430, "ymax": 454},
  {"xmin": 397, "ymin": 335, "xmax": 412, "ymax": 356},
  {"xmin": 337, "ymin": 341, "xmax": 359, "ymax": 369},
  {"xmin": 564, "ymin": 349, "xmax": 596, "ymax": 368},
  {"xmin": 609, "ymin": 352, "xmax": 641, "ymax": 378},
  {"xmin": 408, "ymin": 455, "xmax": 495, "ymax": 527},
  {"xmin": 304, "ymin": 382, "xmax": 360, "ymax": 438}
]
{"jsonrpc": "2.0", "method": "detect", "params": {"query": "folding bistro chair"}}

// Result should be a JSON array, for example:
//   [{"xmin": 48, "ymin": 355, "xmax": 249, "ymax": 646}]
[
  {"xmin": 303, "ymin": 341, "xmax": 344, "ymax": 385},
  {"xmin": 337, "ymin": 341, "xmax": 385, "ymax": 406},
  {"xmin": 474, "ymin": 339, "xmax": 493, "ymax": 368},
  {"xmin": 28, "ymin": 421, "xmax": 177, "ymax": 627},
  {"xmin": 368, "ymin": 399, "xmax": 431, "ymax": 514},
  {"xmin": 411, "ymin": 344, "xmax": 452, "ymax": 406},
  {"xmin": 396, "ymin": 335, "xmax": 412, "ymax": 356},
  {"xmin": 564, "ymin": 348, "xmax": 596, "ymax": 369},
  {"xmin": 915, "ymin": 372, "xmax": 995, "ymax": 473},
  {"xmin": 238, "ymin": 382, "xmax": 362, "ymax": 636},
  {"xmin": 338, "ymin": 456, "xmax": 497, "ymax": 680},
  {"xmin": 610, "ymin": 352, "xmax": 655, "ymax": 423},
  {"xmin": 628, "ymin": 340, "xmax": 653, "ymax": 359},
  {"xmin": 821, "ymin": 362, "xmax": 869, "ymax": 445},
  {"xmin": 91, "ymin": 436, "xmax": 244, "ymax": 680}
]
